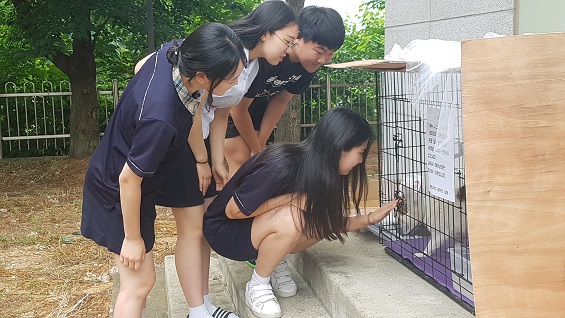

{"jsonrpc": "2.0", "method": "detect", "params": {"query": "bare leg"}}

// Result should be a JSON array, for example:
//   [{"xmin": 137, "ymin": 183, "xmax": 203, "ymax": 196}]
[
  {"xmin": 224, "ymin": 136, "xmax": 252, "ymax": 178},
  {"xmin": 172, "ymin": 205, "xmax": 209, "ymax": 308},
  {"xmin": 201, "ymin": 197, "xmax": 215, "ymax": 295},
  {"xmin": 244, "ymin": 205, "xmax": 306, "ymax": 317},
  {"xmin": 290, "ymin": 237, "xmax": 320, "ymax": 254},
  {"xmin": 113, "ymin": 252, "xmax": 156, "ymax": 318},
  {"xmin": 251, "ymin": 205, "xmax": 305, "ymax": 277}
]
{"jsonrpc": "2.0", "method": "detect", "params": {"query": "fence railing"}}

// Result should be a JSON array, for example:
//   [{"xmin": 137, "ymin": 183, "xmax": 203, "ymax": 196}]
[{"xmin": 0, "ymin": 68, "xmax": 376, "ymax": 158}]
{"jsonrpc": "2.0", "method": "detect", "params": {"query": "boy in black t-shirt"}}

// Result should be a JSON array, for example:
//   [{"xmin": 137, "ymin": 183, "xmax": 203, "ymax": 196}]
[
  {"xmin": 223, "ymin": 5, "xmax": 346, "ymax": 301},
  {"xmin": 225, "ymin": 5, "xmax": 346, "ymax": 175}
]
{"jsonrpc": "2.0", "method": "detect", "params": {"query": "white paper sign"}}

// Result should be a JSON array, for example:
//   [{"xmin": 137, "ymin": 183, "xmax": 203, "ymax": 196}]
[{"xmin": 426, "ymin": 107, "xmax": 455, "ymax": 202}]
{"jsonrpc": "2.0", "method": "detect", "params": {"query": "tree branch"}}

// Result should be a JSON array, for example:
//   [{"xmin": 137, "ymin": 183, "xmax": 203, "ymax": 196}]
[
  {"xmin": 50, "ymin": 52, "xmax": 71, "ymax": 77},
  {"xmin": 92, "ymin": 16, "xmax": 112, "ymax": 44}
]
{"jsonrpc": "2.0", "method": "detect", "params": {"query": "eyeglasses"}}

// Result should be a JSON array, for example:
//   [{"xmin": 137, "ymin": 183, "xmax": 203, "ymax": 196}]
[{"xmin": 272, "ymin": 31, "xmax": 297, "ymax": 50}]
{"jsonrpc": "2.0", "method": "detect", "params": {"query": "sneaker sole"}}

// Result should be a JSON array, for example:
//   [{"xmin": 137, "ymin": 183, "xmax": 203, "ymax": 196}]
[{"xmin": 273, "ymin": 288, "xmax": 297, "ymax": 298}]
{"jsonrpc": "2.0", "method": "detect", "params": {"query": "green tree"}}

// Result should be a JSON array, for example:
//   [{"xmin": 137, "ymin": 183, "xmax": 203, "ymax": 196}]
[
  {"xmin": 0, "ymin": 1, "xmax": 66, "ymax": 85},
  {"xmin": 301, "ymin": 0, "xmax": 386, "ymax": 138},
  {"xmin": 6, "ymin": 0, "xmax": 259, "ymax": 157},
  {"xmin": 333, "ymin": 0, "xmax": 385, "ymax": 63}
]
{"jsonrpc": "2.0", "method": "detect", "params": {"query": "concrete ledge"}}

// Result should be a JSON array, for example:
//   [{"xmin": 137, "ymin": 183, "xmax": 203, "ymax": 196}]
[
  {"xmin": 290, "ymin": 231, "xmax": 474, "ymax": 318},
  {"xmin": 218, "ymin": 256, "xmax": 331, "ymax": 318}
]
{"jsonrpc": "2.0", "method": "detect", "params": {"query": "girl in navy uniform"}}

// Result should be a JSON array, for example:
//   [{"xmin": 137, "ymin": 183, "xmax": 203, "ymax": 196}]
[
  {"xmin": 81, "ymin": 23, "xmax": 245, "ymax": 318},
  {"xmin": 131, "ymin": 2, "xmax": 298, "ymax": 318},
  {"xmin": 204, "ymin": 107, "xmax": 401, "ymax": 318}
]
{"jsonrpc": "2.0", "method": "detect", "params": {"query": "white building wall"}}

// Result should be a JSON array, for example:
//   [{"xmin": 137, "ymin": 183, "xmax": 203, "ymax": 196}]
[{"xmin": 384, "ymin": 0, "xmax": 516, "ymax": 54}]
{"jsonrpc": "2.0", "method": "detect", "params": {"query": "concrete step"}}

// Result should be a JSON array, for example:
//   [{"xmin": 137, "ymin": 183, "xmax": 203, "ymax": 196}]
[
  {"xmin": 218, "ymin": 256, "xmax": 331, "ymax": 318},
  {"xmin": 112, "ymin": 230, "xmax": 474, "ymax": 318},
  {"xmin": 164, "ymin": 254, "xmax": 237, "ymax": 318},
  {"xmin": 290, "ymin": 231, "xmax": 474, "ymax": 318}
]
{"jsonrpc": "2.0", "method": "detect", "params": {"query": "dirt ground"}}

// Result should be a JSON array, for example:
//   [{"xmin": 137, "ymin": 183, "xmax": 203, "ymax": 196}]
[
  {"xmin": 0, "ymin": 157, "xmax": 177, "ymax": 317},
  {"xmin": 0, "ymin": 149, "xmax": 379, "ymax": 317}
]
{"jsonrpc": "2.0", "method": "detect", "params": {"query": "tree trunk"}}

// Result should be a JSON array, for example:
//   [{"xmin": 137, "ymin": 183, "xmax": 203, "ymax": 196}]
[
  {"xmin": 59, "ymin": 40, "xmax": 100, "ymax": 158},
  {"xmin": 275, "ymin": 95, "xmax": 302, "ymax": 143},
  {"xmin": 276, "ymin": 0, "xmax": 305, "ymax": 143}
]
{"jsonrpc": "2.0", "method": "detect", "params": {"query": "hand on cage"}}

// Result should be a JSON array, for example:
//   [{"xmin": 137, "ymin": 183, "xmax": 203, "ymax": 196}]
[
  {"xmin": 393, "ymin": 190, "xmax": 406, "ymax": 217},
  {"xmin": 367, "ymin": 199, "xmax": 401, "ymax": 225}
]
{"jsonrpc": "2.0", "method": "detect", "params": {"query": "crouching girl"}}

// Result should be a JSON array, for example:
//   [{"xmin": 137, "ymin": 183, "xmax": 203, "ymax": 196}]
[{"xmin": 203, "ymin": 107, "xmax": 400, "ymax": 318}]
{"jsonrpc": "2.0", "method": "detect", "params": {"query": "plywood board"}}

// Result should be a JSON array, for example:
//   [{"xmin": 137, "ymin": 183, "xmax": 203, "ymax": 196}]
[{"xmin": 461, "ymin": 32, "xmax": 565, "ymax": 317}]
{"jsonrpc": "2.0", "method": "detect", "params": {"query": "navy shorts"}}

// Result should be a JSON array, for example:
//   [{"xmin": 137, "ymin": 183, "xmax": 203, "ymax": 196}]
[
  {"xmin": 225, "ymin": 108, "xmax": 264, "ymax": 139},
  {"xmin": 154, "ymin": 139, "xmax": 217, "ymax": 207},
  {"xmin": 80, "ymin": 185, "xmax": 157, "ymax": 254},
  {"xmin": 203, "ymin": 216, "xmax": 258, "ymax": 261}
]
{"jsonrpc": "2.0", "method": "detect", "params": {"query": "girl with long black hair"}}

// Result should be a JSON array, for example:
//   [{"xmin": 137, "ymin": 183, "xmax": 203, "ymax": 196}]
[{"xmin": 203, "ymin": 107, "xmax": 401, "ymax": 318}]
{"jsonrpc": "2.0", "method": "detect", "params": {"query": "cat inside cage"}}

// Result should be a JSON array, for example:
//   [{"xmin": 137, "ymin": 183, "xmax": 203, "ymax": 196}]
[{"xmin": 372, "ymin": 69, "xmax": 474, "ymax": 310}]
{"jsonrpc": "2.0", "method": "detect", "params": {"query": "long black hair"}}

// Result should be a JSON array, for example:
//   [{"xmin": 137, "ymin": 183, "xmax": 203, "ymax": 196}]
[
  {"xmin": 229, "ymin": 0, "xmax": 297, "ymax": 50},
  {"xmin": 166, "ymin": 22, "xmax": 247, "ymax": 107},
  {"xmin": 255, "ymin": 107, "xmax": 374, "ymax": 242}
]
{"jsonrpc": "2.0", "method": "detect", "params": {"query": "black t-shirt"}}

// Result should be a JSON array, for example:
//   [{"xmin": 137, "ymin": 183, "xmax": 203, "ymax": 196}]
[{"xmin": 244, "ymin": 56, "xmax": 316, "ymax": 119}]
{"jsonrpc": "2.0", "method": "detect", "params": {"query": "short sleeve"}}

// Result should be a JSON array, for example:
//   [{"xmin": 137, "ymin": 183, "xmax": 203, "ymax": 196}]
[
  {"xmin": 245, "ymin": 59, "xmax": 271, "ymax": 98},
  {"xmin": 127, "ymin": 119, "xmax": 176, "ymax": 178},
  {"xmin": 232, "ymin": 163, "xmax": 280, "ymax": 216}
]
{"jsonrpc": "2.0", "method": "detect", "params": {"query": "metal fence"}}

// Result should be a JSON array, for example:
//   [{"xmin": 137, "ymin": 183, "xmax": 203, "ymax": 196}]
[
  {"xmin": 0, "ymin": 68, "xmax": 376, "ymax": 159},
  {"xmin": 0, "ymin": 80, "xmax": 120, "ymax": 158}
]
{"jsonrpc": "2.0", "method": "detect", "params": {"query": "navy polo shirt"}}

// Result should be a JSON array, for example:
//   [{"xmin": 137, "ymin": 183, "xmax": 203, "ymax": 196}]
[
  {"xmin": 206, "ymin": 156, "xmax": 282, "ymax": 219},
  {"xmin": 203, "ymin": 153, "xmax": 295, "ymax": 260},
  {"xmin": 84, "ymin": 41, "xmax": 193, "ymax": 210}
]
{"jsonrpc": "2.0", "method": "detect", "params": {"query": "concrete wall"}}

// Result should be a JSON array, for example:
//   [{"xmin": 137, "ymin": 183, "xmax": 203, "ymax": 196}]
[
  {"xmin": 384, "ymin": 0, "xmax": 565, "ymax": 54},
  {"xmin": 384, "ymin": 0, "xmax": 516, "ymax": 54}
]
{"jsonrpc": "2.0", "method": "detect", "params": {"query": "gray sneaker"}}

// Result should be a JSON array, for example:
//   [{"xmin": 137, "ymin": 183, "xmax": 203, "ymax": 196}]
[{"xmin": 270, "ymin": 259, "xmax": 297, "ymax": 298}]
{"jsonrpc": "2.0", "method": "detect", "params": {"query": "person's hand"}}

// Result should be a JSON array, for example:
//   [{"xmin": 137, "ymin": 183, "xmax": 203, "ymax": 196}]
[
  {"xmin": 196, "ymin": 162, "xmax": 212, "ymax": 195},
  {"xmin": 212, "ymin": 163, "xmax": 229, "ymax": 191},
  {"xmin": 120, "ymin": 237, "xmax": 146, "ymax": 270},
  {"xmin": 367, "ymin": 199, "xmax": 401, "ymax": 224}
]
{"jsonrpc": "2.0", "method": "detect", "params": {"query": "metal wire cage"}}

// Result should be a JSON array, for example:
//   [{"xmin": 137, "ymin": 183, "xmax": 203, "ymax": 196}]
[{"xmin": 367, "ymin": 69, "xmax": 474, "ymax": 312}]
